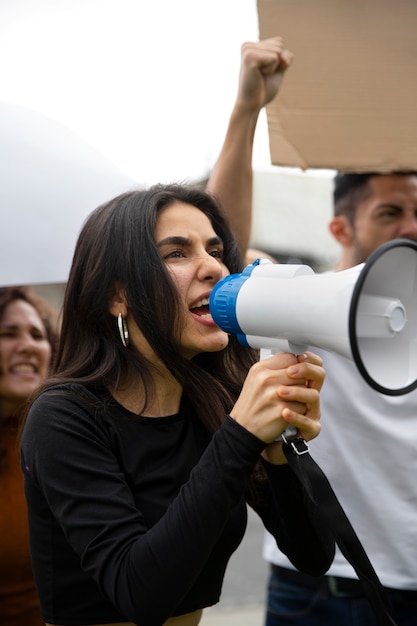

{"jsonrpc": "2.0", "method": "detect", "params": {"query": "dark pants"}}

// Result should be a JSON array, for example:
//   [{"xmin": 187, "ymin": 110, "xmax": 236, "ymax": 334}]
[{"xmin": 265, "ymin": 565, "xmax": 417, "ymax": 626}]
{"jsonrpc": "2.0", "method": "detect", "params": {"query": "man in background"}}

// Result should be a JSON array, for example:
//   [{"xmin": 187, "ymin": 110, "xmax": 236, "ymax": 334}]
[
  {"xmin": 262, "ymin": 171, "xmax": 417, "ymax": 626},
  {"xmin": 210, "ymin": 38, "xmax": 417, "ymax": 624}
]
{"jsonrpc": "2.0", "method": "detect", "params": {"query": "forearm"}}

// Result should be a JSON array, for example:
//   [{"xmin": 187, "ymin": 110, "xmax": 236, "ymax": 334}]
[
  {"xmin": 206, "ymin": 37, "xmax": 292, "ymax": 257},
  {"xmin": 252, "ymin": 460, "xmax": 335, "ymax": 576},
  {"xmin": 206, "ymin": 103, "xmax": 260, "ymax": 256}
]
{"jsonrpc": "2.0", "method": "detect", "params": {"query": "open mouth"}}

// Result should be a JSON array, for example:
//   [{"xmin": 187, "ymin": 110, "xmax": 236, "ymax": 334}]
[{"xmin": 189, "ymin": 297, "xmax": 211, "ymax": 318}]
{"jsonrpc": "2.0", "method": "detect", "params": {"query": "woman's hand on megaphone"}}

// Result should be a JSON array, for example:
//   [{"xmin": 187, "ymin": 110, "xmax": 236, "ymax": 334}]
[
  {"xmin": 229, "ymin": 351, "xmax": 325, "ymax": 465},
  {"xmin": 262, "ymin": 351, "xmax": 325, "ymax": 464}
]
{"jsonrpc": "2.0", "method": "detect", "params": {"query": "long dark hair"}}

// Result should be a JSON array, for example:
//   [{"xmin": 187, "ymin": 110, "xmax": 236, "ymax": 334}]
[{"xmin": 44, "ymin": 184, "xmax": 257, "ymax": 434}]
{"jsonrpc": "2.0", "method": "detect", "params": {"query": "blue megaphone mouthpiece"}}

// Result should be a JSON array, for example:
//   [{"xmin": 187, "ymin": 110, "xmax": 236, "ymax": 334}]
[{"xmin": 209, "ymin": 260, "xmax": 263, "ymax": 345}]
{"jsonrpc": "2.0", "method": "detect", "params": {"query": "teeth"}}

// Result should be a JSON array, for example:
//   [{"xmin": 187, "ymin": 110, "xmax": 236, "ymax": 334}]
[
  {"xmin": 193, "ymin": 297, "xmax": 210, "ymax": 308},
  {"xmin": 12, "ymin": 364, "xmax": 36, "ymax": 373}
]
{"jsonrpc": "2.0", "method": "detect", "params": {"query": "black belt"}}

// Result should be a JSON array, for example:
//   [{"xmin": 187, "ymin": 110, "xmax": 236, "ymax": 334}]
[{"xmin": 272, "ymin": 564, "xmax": 365, "ymax": 598}]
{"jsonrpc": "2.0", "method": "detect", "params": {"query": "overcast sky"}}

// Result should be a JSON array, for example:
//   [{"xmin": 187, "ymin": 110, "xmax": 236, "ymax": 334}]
[
  {"xmin": 0, "ymin": 1, "xmax": 339, "ymax": 286},
  {"xmin": 0, "ymin": 0, "xmax": 270, "ymax": 185}
]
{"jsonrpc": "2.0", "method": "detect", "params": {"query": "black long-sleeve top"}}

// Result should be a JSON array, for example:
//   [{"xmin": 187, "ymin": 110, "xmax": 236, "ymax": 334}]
[{"xmin": 21, "ymin": 384, "xmax": 334, "ymax": 626}]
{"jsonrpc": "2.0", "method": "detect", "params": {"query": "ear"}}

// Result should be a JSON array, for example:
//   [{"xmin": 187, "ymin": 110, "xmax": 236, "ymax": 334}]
[
  {"xmin": 109, "ymin": 283, "xmax": 128, "ymax": 318},
  {"xmin": 329, "ymin": 215, "xmax": 354, "ymax": 247}
]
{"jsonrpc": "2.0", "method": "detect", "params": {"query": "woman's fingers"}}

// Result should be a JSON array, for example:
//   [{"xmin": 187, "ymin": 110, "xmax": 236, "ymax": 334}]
[
  {"xmin": 277, "ymin": 383, "xmax": 321, "ymax": 408},
  {"xmin": 230, "ymin": 351, "xmax": 325, "ymax": 445},
  {"xmin": 259, "ymin": 352, "xmax": 325, "ymax": 463},
  {"xmin": 287, "ymin": 352, "xmax": 326, "ymax": 391}
]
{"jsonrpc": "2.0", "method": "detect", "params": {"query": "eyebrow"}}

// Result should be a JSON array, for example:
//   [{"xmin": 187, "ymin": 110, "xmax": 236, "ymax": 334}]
[
  {"xmin": 0, "ymin": 322, "xmax": 18, "ymax": 330},
  {"xmin": 376, "ymin": 203, "xmax": 403, "ymax": 211},
  {"xmin": 0, "ymin": 322, "xmax": 44, "ymax": 333},
  {"xmin": 157, "ymin": 235, "xmax": 224, "ymax": 247}
]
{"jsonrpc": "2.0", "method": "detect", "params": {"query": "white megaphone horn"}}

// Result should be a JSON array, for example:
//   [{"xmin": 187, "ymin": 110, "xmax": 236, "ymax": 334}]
[{"xmin": 210, "ymin": 239, "xmax": 417, "ymax": 396}]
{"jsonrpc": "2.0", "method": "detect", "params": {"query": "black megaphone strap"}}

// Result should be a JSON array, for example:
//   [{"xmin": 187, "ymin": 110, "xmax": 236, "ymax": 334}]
[{"xmin": 282, "ymin": 437, "xmax": 398, "ymax": 626}]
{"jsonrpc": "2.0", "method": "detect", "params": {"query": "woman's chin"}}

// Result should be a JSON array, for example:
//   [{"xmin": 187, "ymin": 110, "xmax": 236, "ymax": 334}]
[{"xmin": 184, "ymin": 331, "xmax": 230, "ymax": 359}]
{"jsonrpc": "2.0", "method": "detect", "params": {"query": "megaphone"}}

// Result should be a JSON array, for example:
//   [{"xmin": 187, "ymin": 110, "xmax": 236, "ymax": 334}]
[{"xmin": 210, "ymin": 239, "xmax": 417, "ymax": 396}]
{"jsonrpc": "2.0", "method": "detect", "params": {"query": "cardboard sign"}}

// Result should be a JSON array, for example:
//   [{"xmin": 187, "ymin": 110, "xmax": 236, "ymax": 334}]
[{"xmin": 257, "ymin": 0, "xmax": 417, "ymax": 172}]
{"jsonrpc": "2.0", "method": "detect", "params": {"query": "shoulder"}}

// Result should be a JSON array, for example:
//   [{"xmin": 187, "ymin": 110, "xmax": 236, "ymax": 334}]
[
  {"xmin": 24, "ymin": 383, "xmax": 109, "ymax": 441},
  {"xmin": 21, "ymin": 384, "xmax": 115, "ymax": 472},
  {"xmin": 29, "ymin": 383, "xmax": 104, "ymax": 413}
]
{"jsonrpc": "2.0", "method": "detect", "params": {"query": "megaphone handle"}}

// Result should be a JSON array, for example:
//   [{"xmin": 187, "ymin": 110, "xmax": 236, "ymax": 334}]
[
  {"xmin": 283, "ymin": 441, "xmax": 398, "ymax": 626},
  {"xmin": 260, "ymin": 348, "xmax": 301, "ymax": 441},
  {"xmin": 279, "ymin": 425, "xmax": 298, "ymax": 440}
]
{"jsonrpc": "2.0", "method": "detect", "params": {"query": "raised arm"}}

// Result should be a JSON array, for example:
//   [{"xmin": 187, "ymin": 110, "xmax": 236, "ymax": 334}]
[{"xmin": 206, "ymin": 37, "xmax": 293, "ymax": 255}]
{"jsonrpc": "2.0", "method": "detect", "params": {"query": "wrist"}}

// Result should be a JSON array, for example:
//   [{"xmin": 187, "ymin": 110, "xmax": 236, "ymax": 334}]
[
  {"xmin": 261, "ymin": 443, "xmax": 288, "ymax": 466},
  {"xmin": 230, "ymin": 100, "xmax": 263, "ymax": 125}
]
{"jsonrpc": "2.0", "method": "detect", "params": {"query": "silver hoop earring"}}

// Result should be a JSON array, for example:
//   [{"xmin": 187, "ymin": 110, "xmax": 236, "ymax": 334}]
[{"xmin": 117, "ymin": 313, "xmax": 129, "ymax": 347}]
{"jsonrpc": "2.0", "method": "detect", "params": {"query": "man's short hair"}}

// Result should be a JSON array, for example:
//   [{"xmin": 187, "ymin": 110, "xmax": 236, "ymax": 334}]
[
  {"xmin": 333, "ymin": 170, "xmax": 417, "ymax": 223},
  {"xmin": 333, "ymin": 172, "xmax": 376, "ymax": 205},
  {"xmin": 333, "ymin": 173, "xmax": 377, "ymax": 222}
]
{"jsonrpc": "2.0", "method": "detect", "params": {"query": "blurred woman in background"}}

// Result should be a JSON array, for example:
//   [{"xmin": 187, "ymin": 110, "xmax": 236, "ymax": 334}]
[{"xmin": 0, "ymin": 286, "xmax": 58, "ymax": 626}]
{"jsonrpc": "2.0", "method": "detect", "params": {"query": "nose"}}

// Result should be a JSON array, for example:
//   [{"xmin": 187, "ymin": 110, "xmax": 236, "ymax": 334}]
[
  {"xmin": 197, "ymin": 252, "xmax": 226, "ymax": 282},
  {"xmin": 16, "ymin": 332, "xmax": 39, "ymax": 353},
  {"xmin": 398, "ymin": 214, "xmax": 417, "ymax": 240}
]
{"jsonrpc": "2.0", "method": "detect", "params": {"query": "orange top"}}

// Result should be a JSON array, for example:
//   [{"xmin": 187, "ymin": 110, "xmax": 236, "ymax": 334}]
[{"xmin": 0, "ymin": 419, "xmax": 43, "ymax": 626}]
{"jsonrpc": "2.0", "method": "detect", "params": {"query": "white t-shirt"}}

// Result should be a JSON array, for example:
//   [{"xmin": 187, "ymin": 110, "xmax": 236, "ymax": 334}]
[{"xmin": 263, "ymin": 350, "xmax": 417, "ymax": 590}]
